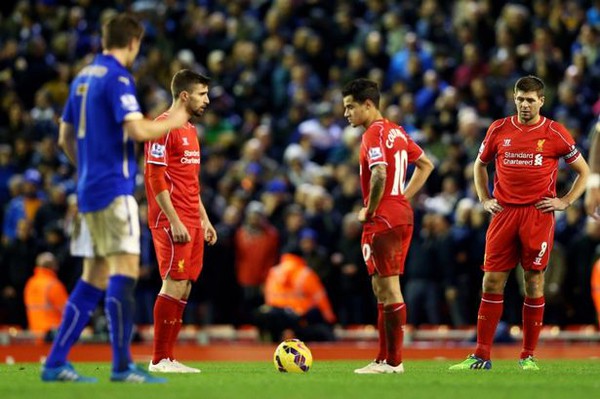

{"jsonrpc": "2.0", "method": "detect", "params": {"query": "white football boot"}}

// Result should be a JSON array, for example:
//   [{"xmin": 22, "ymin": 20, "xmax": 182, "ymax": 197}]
[
  {"xmin": 149, "ymin": 358, "xmax": 200, "ymax": 373},
  {"xmin": 170, "ymin": 359, "xmax": 201, "ymax": 373},
  {"xmin": 354, "ymin": 360, "xmax": 385, "ymax": 374},
  {"xmin": 377, "ymin": 362, "xmax": 404, "ymax": 374}
]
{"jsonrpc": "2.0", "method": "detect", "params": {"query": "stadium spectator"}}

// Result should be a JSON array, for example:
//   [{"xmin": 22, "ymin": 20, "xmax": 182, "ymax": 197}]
[
  {"xmin": 256, "ymin": 247, "xmax": 336, "ymax": 343},
  {"xmin": 0, "ymin": 218, "xmax": 38, "ymax": 328},
  {"xmin": 0, "ymin": 145, "xmax": 17, "ymax": 212},
  {"xmin": 33, "ymin": 184, "xmax": 67, "ymax": 239},
  {"xmin": 565, "ymin": 217, "xmax": 600, "ymax": 325},
  {"xmin": 198, "ymin": 204, "xmax": 241, "ymax": 325},
  {"xmin": 234, "ymin": 200, "xmax": 279, "ymax": 325},
  {"xmin": 331, "ymin": 212, "xmax": 373, "ymax": 326},
  {"xmin": 592, "ymin": 258, "xmax": 600, "ymax": 328},
  {"xmin": 404, "ymin": 213, "xmax": 446, "ymax": 326},
  {"xmin": 2, "ymin": 168, "xmax": 43, "ymax": 244},
  {"xmin": 24, "ymin": 252, "xmax": 68, "ymax": 339},
  {"xmin": 260, "ymin": 178, "xmax": 292, "ymax": 233},
  {"xmin": 584, "ymin": 117, "xmax": 600, "ymax": 218},
  {"xmin": 135, "ymin": 200, "xmax": 161, "ymax": 326}
]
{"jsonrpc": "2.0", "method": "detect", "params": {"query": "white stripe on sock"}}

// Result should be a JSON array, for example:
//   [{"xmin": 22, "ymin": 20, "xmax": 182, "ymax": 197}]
[
  {"xmin": 58, "ymin": 302, "xmax": 80, "ymax": 347},
  {"xmin": 481, "ymin": 298, "xmax": 504, "ymax": 304},
  {"xmin": 106, "ymin": 297, "xmax": 124, "ymax": 347}
]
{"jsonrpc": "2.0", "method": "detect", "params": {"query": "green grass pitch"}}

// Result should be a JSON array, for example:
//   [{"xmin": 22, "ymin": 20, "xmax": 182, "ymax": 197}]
[{"xmin": 1, "ymin": 360, "xmax": 599, "ymax": 399}]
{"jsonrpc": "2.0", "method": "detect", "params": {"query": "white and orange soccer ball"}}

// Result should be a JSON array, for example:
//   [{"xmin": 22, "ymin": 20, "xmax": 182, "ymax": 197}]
[{"xmin": 273, "ymin": 339, "xmax": 313, "ymax": 373}]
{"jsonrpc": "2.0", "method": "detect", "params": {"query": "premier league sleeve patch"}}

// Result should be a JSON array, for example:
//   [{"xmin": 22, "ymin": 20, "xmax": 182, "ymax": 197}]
[
  {"xmin": 120, "ymin": 93, "xmax": 140, "ymax": 112},
  {"xmin": 368, "ymin": 147, "xmax": 383, "ymax": 161},
  {"xmin": 150, "ymin": 143, "xmax": 166, "ymax": 159}
]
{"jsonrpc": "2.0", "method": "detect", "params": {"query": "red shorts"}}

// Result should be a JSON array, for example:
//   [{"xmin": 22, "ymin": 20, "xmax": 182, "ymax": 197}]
[
  {"xmin": 151, "ymin": 226, "xmax": 204, "ymax": 281},
  {"xmin": 361, "ymin": 224, "xmax": 413, "ymax": 277},
  {"xmin": 484, "ymin": 205, "xmax": 554, "ymax": 272}
]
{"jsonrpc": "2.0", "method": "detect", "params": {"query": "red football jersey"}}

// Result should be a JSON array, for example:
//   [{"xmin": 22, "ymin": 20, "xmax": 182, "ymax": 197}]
[
  {"xmin": 359, "ymin": 119, "xmax": 424, "ymax": 232},
  {"xmin": 144, "ymin": 112, "xmax": 201, "ymax": 229},
  {"xmin": 478, "ymin": 116, "xmax": 580, "ymax": 205}
]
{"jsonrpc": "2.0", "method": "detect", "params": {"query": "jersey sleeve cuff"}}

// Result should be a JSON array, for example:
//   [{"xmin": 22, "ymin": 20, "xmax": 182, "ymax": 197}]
[
  {"xmin": 146, "ymin": 160, "xmax": 167, "ymax": 166},
  {"xmin": 124, "ymin": 112, "xmax": 144, "ymax": 121}
]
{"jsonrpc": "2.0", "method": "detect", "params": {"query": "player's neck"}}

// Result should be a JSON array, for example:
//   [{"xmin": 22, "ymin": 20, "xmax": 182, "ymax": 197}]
[
  {"xmin": 103, "ymin": 49, "xmax": 129, "ymax": 68},
  {"xmin": 517, "ymin": 115, "xmax": 542, "ymax": 126},
  {"xmin": 364, "ymin": 111, "xmax": 384, "ymax": 129}
]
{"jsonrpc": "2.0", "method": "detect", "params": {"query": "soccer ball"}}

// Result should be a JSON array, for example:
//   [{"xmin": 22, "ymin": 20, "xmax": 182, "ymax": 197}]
[{"xmin": 273, "ymin": 339, "xmax": 313, "ymax": 373}]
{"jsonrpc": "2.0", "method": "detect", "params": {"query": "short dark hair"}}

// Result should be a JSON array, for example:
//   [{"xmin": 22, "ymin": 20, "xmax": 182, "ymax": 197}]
[
  {"xmin": 171, "ymin": 69, "xmax": 211, "ymax": 98},
  {"xmin": 101, "ymin": 13, "xmax": 144, "ymax": 50},
  {"xmin": 341, "ymin": 78, "xmax": 380, "ymax": 108},
  {"xmin": 514, "ymin": 75, "xmax": 545, "ymax": 97}
]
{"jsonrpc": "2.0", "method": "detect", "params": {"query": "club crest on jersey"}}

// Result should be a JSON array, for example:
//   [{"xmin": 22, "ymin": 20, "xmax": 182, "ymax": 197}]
[
  {"xmin": 150, "ymin": 143, "xmax": 165, "ymax": 158},
  {"xmin": 368, "ymin": 147, "xmax": 383, "ymax": 160},
  {"xmin": 536, "ymin": 139, "xmax": 545, "ymax": 152}
]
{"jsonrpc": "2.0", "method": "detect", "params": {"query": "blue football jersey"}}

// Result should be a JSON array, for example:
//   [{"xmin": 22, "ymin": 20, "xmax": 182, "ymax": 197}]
[{"xmin": 62, "ymin": 54, "xmax": 143, "ymax": 212}]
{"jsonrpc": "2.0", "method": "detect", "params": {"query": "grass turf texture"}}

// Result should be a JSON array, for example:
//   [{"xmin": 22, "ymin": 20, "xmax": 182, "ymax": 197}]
[{"xmin": 1, "ymin": 360, "xmax": 598, "ymax": 399}]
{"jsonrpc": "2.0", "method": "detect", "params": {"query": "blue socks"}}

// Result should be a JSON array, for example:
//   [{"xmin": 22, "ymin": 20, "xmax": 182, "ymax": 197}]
[
  {"xmin": 45, "ymin": 275, "xmax": 137, "ymax": 373},
  {"xmin": 105, "ymin": 275, "xmax": 136, "ymax": 372},
  {"xmin": 45, "ymin": 280, "xmax": 104, "ymax": 368}
]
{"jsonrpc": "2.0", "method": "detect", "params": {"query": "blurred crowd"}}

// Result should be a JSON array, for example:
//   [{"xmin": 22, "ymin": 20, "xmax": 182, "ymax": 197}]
[{"xmin": 1, "ymin": 0, "xmax": 600, "ymax": 338}]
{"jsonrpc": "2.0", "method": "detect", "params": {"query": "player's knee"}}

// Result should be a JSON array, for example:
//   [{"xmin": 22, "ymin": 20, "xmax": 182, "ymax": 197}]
[
  {"xmin": 82, "ymin": 259, "xmax": 109, "ymax": 290},
  {"xmin": 81, "ymin": 274, "xmax": 108, "ymax": 290},
  {"xmin": 524, "ymin": 272, "xmax": 544, "ymax": 297},
  {"xmin": 160, "ymin": 278, "xmax": 188, "ymax": 298},
  {"xmin": 482, "ymin": 275, "xmax": 505, "ymax": 293}
]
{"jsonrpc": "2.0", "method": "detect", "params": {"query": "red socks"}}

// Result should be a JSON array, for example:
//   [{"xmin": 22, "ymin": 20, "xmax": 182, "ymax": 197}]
[
  {"xmin": 152, "ymin": 294, "xmax": 180, "ymax": 364},
  {"xmin": 474, "ymin": 293, "xmax": 504, "ymax": 360},
  {"xmin": 167, "ymin": 299, "xmax": 187, "ymax": 360},
  {"xmin": 383, "ymin": 303, "xmax": 406, "ymax": 367},
  {"xmin": 521, "ymin": 296, "xmax": 544, "ymax": 359},
  {"xmin": 376, "ymin": 303, "xmax": 386, "ymax": 362}
]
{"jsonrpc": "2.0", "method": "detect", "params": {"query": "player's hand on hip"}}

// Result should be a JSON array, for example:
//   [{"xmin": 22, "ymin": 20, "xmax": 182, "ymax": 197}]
[
  {"xmin": 170, "ymin": 220, "xmax": 191, "ymax": 243},
  {"xmin": 482, "ymin": 198, "xmax": 503, "ymax": 215},
  {"xmin": 535, "ymin": 197, "xmax": 569, "ymax": 213},
  {"xmin": 584, "ymin": 188, "xmax": 600, "ymax": 221}
]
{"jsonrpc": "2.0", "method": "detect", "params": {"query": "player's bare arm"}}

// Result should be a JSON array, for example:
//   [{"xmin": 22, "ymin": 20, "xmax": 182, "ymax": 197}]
[
  {"xmin": 199, "ymin": 197, "xmax": 217, "ymax": 245},
  {"xmin": 404, "ymin": 153, "xmax": 434, "ymax": 200},
  {"xmin": 124, "ymin": 102, "xmax": 189, "ymax": 142},
  {"xmin": 58, "ymin": 121, "xmax": 77, "ymax": 165},
  {"xmin": 358, "ymin": 164, "xmax": 386, "ymax": 223},
  {"xmin": 154, "ymin": 190, "xmax": 191, "ymax": 243},
  {"xmin": 535, "ymin": 155, "xmax": 590, "ymax": 213},
  {"xmin": 473, "ymin": 157, "xmax": 503, "ymax": 215},
  {"xmin": 585, "ymin": 121, "xmax": 600, "ymax": 219}
]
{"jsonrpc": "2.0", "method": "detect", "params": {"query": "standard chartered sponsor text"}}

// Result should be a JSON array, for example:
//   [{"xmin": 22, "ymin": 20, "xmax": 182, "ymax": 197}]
[
  {"xmin": 504, "ymin": 152, "xmax": 533, "ymax": 159},
  {"xmin": 181, "ymin": 150, "xmax": 200, "ymax": 164},
  {"xmin": 503, "ymin": 151, "xmax": 540, "ymax": 166}
]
